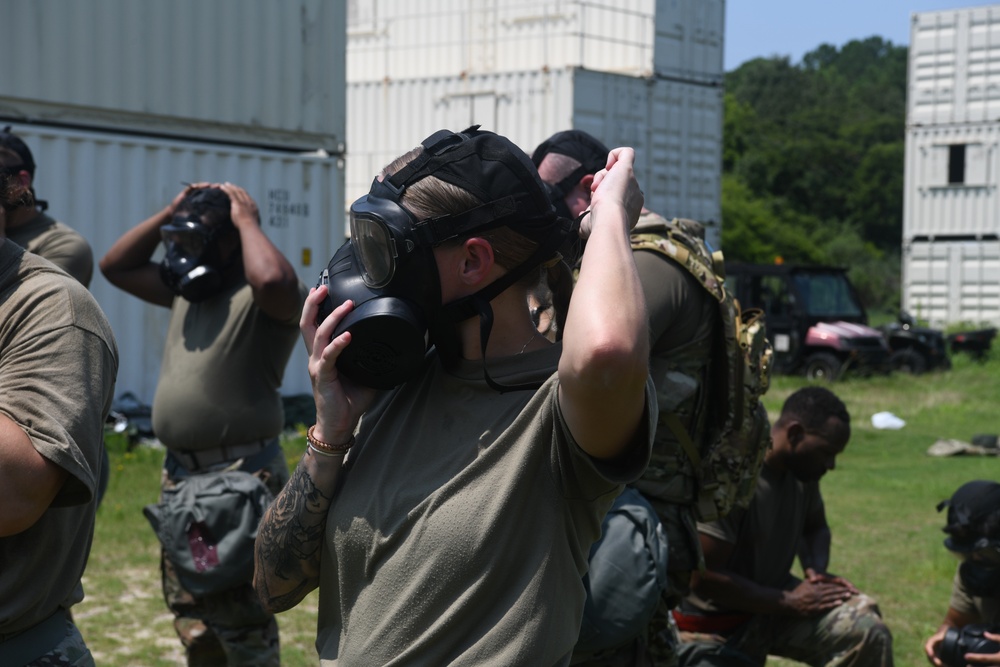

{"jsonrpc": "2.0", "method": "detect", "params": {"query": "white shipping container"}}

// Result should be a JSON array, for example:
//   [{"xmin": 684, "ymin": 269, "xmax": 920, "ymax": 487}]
[
  {"xmin": 903, "ymin": 237, "xmax": 1000, "ymax": 326},
  {"xmin": 346, "ymin": 0, "xmax": 723, "ymax": 83},
  {"xmin": 653, "ymin": 0, "xmax": 725, "ymax": 81},
  {"xmin": 13, "ymin": 123, "xmax": 346, "ymax": 403},
  {"xmin": 2, "ymin": 0, "xmax": 346, "ymax": 150},
  {"xmin": 346, "ymin": 67, "xmax": 723, "ymax": 247},
  {"xmin": 909, "ymin": 4, "xmax": 1000, "ymax": 125},
  {"xmin": 903, "ymin": 122, "xmax": 1000, "ymax": 238}
]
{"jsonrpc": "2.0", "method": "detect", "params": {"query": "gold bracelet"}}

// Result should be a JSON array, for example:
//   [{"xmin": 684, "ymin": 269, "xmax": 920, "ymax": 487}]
[{"xmin": 307, "ymin": 424, "xmax": 355, "ymax": 454}]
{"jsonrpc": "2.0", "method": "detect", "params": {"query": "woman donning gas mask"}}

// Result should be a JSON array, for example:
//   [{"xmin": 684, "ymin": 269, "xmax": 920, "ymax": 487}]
[{"xmin": 316, "ymin": 126, "xmax": 576, "ymax": 391}]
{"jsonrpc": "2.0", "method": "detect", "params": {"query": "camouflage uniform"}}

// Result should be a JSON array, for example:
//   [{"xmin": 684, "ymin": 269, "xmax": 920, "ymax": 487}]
[
  {"xmin": 25, "ymin": 618, "xmax": 94, "ymax": 667},
  {"xmin": 161, "ymin": 448, "xmax": 289, "ymax": 667},
  {"xmin": 676, "ymin": 593, "xmax": 893, "ymax": 667}
]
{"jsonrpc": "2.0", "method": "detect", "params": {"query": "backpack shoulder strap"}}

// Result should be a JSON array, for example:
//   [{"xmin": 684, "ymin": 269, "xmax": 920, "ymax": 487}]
[{"xmin": 630, "ymin": 216, "xmax": 726, "ymax": 304}]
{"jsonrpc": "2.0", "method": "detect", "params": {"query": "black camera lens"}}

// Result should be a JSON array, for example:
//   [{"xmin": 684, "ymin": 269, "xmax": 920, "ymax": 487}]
[{"xmin": 938, "ymin": 625, "xmax": 1000, "ymax": 667}]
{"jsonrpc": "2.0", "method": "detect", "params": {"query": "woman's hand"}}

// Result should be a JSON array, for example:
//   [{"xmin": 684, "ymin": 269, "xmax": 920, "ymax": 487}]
[
  {"xmin": 579, "ymin": 147, "xmax": 643, "ymax": 239},
  {"xmin": 300, "ymin": 285, "xmax": 377, "ymax": 443}
]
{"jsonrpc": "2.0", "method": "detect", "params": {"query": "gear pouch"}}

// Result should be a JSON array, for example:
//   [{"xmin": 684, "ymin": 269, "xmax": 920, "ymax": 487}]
[{"xmin": 143, "ymin": 470, "xmax": 273, "ymax": 597}]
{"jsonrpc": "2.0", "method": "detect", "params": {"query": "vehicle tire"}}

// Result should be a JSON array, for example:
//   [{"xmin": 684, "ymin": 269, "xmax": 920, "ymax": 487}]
[
  {"xmin": 890, "ymin": 348, "xmax": 928, "ymax": 375},
  {"xmin": 804, "ymin": 353, "xmax": 842, "ymax": 381}
]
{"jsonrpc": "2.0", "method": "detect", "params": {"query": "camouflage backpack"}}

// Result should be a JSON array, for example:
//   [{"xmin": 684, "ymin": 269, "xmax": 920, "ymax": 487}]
[{"xmin": 631, "ymin": 218, "xmax": 774, "ymax": 522}]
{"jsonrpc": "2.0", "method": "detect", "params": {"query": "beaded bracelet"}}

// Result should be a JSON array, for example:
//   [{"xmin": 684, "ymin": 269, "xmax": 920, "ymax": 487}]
[{"xmin": 307, "ymin": 424, "xmax": 355, "ymax": 457}]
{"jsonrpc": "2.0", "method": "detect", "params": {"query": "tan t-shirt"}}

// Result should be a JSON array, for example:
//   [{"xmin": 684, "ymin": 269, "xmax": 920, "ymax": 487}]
[
  {"xmin": 0, "ymin": 241, "xmax": 118, "ymax": 634},
  {"xmin": 7, "ymin": 211, "xmax": 94, "ymax": 287},
  {"xmin": 317, "ymin": 346, "xmax": 655, "ymax": 666},
  {"xmin": 950, "ymin": 567, "xmax": 1000, "ymax": 625},
  {"xmin": 685, "ymin": 463, "xmax": 825, "ymax": 613},
  {"xmin": 152, "ymin": 280, "xmax": 305, "ymax": 450}
]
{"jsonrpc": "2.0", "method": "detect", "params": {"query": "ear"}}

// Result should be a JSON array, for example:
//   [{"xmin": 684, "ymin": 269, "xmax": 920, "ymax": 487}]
[
  {"xmin": 579, "ymin": 173, "xmax": 595, "ymax": 192},
  {"xmin": 458, "ymin": 237, "xmax": 496, "ymax": 287},
  {"xmin": 785, "ymin": 421, "xmax": 805, "ymax": 448},
  {"xmin": 15, "ymin": 170, "xmax": 31, "ymax": 188}
]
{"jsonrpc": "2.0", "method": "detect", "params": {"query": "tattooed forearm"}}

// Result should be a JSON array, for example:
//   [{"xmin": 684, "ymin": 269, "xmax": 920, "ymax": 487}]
[{"xmin": 254, "ymin": 451, "xmax": 341, "ymax": 612}]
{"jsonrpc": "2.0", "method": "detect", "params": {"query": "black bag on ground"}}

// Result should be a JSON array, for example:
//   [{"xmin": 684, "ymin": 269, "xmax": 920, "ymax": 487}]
[{"xmin": 143, "ymin": 470, "xmax": 273, "ymax": 596}]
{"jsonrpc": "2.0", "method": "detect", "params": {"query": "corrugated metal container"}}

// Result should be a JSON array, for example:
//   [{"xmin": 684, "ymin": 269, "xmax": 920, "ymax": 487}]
[
  {"xmin": 903, "ymin": 123, "xmax": 1000, "ymax": 238},
  {"xmin": 13, "ymin": 123, "xmax": 346, "ymax": 403},
  {"xmin": 903, "ymin": 238, "xmax": 1000, "ymax": 326},
  {"xmin": 2, "ymin": 0, "xmax": 346, "ymax": 151},
  {"xmin": 653, "ymin": 0, "xmax": 725, "ymax": 82},
  {"xmin": 909, "ymin": 4, "xmax": 1000, "ymax": 126},
  {"xmin": 346, "ymin": 0, "xmax": 723, "ymax": 83},
  {"xmin": 346, "ymin": 67, "xmax": 723, "ymax": 247}
]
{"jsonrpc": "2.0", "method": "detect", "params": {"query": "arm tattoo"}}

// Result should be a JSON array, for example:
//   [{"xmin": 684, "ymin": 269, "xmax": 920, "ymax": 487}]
[{"xmin": 255, "ymin": 456, "xmax": 336, "ymax": 610}]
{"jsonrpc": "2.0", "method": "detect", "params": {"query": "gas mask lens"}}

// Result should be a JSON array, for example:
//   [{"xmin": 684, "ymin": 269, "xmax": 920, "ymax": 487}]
[
  {"xmin": 161, "ymin": 218, "xmax": 210, "ymax": 258},
  {"xmin": 351, "ymin": 212, "xmax": 396, "ymax": 288}
]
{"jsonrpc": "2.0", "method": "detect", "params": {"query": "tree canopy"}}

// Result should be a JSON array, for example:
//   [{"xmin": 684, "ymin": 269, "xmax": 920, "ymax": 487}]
[{"xmin": 720, "ymin": 37, "xmax": 907, "ymax": 312}]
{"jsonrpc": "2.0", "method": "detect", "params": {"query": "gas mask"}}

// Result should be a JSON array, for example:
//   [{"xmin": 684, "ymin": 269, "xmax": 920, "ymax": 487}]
[
  {"xmin": 317, "ymin": 126, "xmax": 575, "ymax": 391},
  {"xmin": 159, "ymin": 215, "xmax": 236, "ymax": 302},
  {"xmin": 950, "ymin": 537, "xmax": 1000, "ymax": 597}
]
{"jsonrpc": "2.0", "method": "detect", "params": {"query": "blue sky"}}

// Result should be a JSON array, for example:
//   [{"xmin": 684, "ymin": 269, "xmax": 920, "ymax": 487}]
[{"xmin": 725, "ymin": 1, "xmax": 999, "ymax": 70}]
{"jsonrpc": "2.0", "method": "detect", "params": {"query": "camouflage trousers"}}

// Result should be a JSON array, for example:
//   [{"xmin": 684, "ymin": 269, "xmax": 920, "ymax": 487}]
[
  {"xmin": 676, "ymin": 594, "xmax": 894, "ymax": 667},
  {"xmin": 22, "ymin": 617, "xmax": 94, "ymax": 667},
  {"xmin": 160, "ymin": 446, "xmax": 289, "ymax": 667}
]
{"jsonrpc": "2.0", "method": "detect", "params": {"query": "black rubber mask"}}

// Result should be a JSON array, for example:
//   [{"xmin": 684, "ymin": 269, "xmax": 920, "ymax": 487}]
[{"xmin": 159, "ymin": 216, "xmax": 235, "ymax": 302}]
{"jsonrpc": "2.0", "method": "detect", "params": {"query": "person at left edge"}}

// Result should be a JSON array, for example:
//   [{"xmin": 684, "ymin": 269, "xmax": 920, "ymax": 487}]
[
  {"xmin": 0, "ymin": 162, "xmax": 118, "ymax": 665},
  {"xmin": 99, "ymin": 182, "xmax": 306, "ymax": 667},
  {"xmin": 0, "ymin": 126, "xmax": 93, "ymax": 287}
]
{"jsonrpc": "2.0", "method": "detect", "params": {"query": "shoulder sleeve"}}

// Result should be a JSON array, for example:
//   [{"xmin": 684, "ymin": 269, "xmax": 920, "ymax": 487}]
[
  {"xmin": 0, "ymin": 274, "xmax": 118, "ymax": 505},
  {"xmin": 552, "ymin": 374, "xmax": 656, "ymax": 498},
  {"xmin": 36, "ymin": 223, "xmax": 95, "ymax": 288},
  {"xmin": 949, "ymin": 567, "xmax": 979, "ymax": 617}
]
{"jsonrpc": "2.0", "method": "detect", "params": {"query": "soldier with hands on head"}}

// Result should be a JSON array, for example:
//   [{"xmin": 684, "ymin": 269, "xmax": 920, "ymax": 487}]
[
  {"xmin": 100, "ymin": 181, "xmax": 306, "ymax": 667},
  {"xmin": 0, "ymin": 167, "xmax": 118, "ymax": 666}
]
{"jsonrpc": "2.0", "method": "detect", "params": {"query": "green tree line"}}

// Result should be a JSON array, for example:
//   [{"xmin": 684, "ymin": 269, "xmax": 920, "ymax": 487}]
[{"xmin": 720, "ymin": 37, "xmax": 907, "ymax": 315}]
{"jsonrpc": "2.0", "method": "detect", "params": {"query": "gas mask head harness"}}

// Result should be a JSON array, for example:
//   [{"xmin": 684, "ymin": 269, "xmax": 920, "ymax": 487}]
[
  {"xmin": 159, "ymin": 188, "xmax": 237, "ymax": 303},
  {"xmin": 938, "ymin": 480, "xmax": 1000, "ymax": 596},
  {"xmin": 317, "ymin": 126, "xmax": 575, "ymax": 391},
  {"xmin": 531, "ymin": 129, "xmax": 610, "ymax": 221}
]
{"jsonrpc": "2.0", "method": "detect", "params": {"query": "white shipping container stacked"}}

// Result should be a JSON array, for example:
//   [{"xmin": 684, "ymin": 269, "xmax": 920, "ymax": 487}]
[
  {"xmin": 2, "ymin": 1, "xmax": 347, "ymax": 401},
  {"xmin": 903, "ymin": 239, "xmax": 1000, "ymax": 324},
  {"xmin": 13, "ymin": 124, "xmax": 344, "ymax": 402},
  {"xmin": 904, "ymin": 4, "xmax": 1000, "ymax": 326},
  {"xmin": 4, "ymin": 0, "xmax": 346, "ymax": 150},
  {"xmin": 348, "ymin": 69, "xmax": 722, "ymax": 241},
  {"xmin": 909, "ymin": 5, "xmax": 1000, "ymax": 126},
  {"xmin": 345, "ymin": 0, "xmax": 724, "ymax": 246}
]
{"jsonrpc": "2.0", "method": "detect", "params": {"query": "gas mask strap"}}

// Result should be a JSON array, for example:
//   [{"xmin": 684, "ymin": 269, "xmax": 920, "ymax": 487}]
[
  {"xmin": 473, "ymin": 299, "xmax": 545, "ymax": 394},
  {"xmin": 444, "ymin": 224, "xmax": 570, "ymax": 393}
]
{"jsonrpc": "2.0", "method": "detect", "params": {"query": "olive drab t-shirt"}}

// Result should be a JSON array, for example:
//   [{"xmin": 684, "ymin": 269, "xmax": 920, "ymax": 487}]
[
  {"xmin": 316, "ymin": 346, "xmax": 656, "ymax": 666},
  {"xmin": 151, "ymin": 280, "xmax": 306, "ymax": 451},
  {"xmin": 686, "ymin": 463, "xmax": 825, "ymax": 612},
  {"xmin": 0, "ymin": 241, "xmax": 118, "ymax": 635},
  {"xmin": 950, "ymin": 568, "xmax": 1000, "ymax": 625},
  {"xmin": 7, "ymin": 212, "xmax": 94, "ymax": 287}
]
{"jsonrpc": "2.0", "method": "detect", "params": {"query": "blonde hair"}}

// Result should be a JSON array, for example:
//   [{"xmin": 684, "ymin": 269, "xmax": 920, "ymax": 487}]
[{"xmin": 381, "ymin": 146, "xmax": 574, "ymax": 335}]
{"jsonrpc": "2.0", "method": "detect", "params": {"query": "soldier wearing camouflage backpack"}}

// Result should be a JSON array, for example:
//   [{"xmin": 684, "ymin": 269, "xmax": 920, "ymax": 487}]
[{"xmin": 533, "ymin": 130, "xmax": 773, "ymax": 667}]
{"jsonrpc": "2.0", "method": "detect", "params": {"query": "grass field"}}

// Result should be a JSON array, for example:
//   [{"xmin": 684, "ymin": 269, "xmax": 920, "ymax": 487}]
[{"xmin": 74, "ymin": 351, "xmax": 1000, "ymax": 665}]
